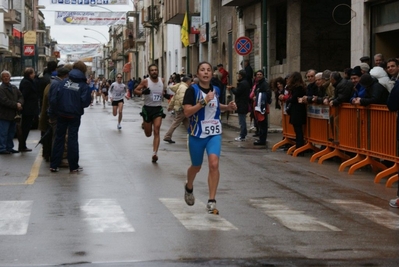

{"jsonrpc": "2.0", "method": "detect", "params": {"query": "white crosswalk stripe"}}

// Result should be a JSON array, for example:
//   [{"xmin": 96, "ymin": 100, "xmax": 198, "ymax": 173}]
[
  {"xmin": 0, "ymin": 201, "xmax": 33, "ymax": 235},
  {"xmin": 80, "ymin": 199, "xmax": 135, "ymax": 233},
  {"xmin": 327, "ymin": 199, "xmax": 399, "ymax": 230},
  {"xmin": 2, "ymin": 198, "xmax": 397, "ymax": 235},
  {"xmin": 249, "ymin": 198, "xmax": 342, "ymax": 232},
  {"xmin": 159, "ymin": 198, "xmax": 238, "ymax": 231}
]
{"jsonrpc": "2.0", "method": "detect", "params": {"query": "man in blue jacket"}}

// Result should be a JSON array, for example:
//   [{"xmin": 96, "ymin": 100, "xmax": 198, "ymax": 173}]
[
  {"xmin": 49, "ymin": 61, "xmax": 92, "ymax": 173},
  {"xmin": 387, "ymin": 79, "xmax": 399, "ymax": 208}
]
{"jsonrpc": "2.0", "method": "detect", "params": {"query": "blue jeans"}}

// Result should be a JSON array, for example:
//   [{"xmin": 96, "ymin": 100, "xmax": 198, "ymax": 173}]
[
  {"xmin": 50, "ymin": 116, "xmax": 81, "ymax": 171},
  {"xmin": 238, "ymin": 113, "xmax": 247, "ymax": 139},
  {"xmin": 0, "ymin": 119, "xmax": 16, "ymax": 152}
]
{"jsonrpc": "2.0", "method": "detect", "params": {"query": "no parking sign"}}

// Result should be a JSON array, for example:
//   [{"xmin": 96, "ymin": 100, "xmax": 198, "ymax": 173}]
[{"xmin": 235, "ymin": 36, "xmax": 253, "ymax": 56}]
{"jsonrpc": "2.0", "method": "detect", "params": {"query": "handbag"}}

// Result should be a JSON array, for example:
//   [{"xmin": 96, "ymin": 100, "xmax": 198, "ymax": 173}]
[
  {"xmin": 285, "ymin": 102, "xmax": 292, "ymax": 115},
  {"xmin": 14, "ymin": 113, "xmax": 21, "ymax": 123}
]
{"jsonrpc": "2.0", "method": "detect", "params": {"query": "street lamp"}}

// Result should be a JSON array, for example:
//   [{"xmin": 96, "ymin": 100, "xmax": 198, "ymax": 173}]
[
  {"xmin": 89, "ymin": 4, "xmax": 113, "ymax": 12},
  {"xmin": 84, "ymin": 28, "xmax": 108, "ymax": 42},
  {"xmin": 83, "ymin": 35, "xmax": 103, "ymax": 44}
]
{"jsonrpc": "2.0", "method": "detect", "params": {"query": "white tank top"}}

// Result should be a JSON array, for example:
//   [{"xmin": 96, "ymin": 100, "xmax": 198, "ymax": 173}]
[
  {"xmin": 144, "ymin": 77, "xmax": 164, "ymax": 107},
  {"xmin": 109, "ymin": 82, "xmax": 126, "ymax": 101}
]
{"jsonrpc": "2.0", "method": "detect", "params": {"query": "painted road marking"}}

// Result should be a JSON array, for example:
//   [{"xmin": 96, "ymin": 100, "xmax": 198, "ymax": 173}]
[
  {"xmin": 328, "ymin": 199, "xmax": 399, "ymax": 230},
  {"xmin": 249, "ymin": 198, "xmax": 341, "ymax": 232},
  {"xmin": 0, "ymin": 150, "xmax": 42, "ymax": 186},
  {"xmin": 80, "ymin": 199, "xmax": 135, "ymax": 233},
  {"xmin": 25, "ymin": 152, "xmax": 43, "ymax": 185},
  {"xmin": 0, "ymin": 201, "xmax": 33, "ymax": 235},
  {"xmin": 160, "ymin": 198, "xmax": 238, "ymax": 231}
]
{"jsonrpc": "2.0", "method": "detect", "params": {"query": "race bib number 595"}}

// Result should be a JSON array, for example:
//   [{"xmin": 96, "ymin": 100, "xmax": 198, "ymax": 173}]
[{"xmin": 201, "ymin": 119, "xmax": 222, "ymax": 136}]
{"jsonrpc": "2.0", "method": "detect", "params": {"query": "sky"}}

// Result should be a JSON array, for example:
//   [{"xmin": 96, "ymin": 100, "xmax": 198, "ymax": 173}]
[{"xmin": 38, "ymin": 0, "xmax": 134, "ymax": 45}]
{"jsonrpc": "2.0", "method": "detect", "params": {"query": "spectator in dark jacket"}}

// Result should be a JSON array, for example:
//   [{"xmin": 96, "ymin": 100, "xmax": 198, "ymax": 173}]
[
  {"xmin": 252, "ymin": 70, "xmax": 272, "ymax": 146},
  {"xmin": 387, "ymin": 79, "xmax": 399, "ymax": 208},
  {"xmin": 0, "ymin": 71, "xmax": 24, "ymax": 154},
  {"xmin": 243, "ymin": 59, "xmax": 254, "ymax": 87},
  {"xmin": 227, "ymin": 69, "xmax": 250, "ymax": 141},
  {"xmin": 285, "ymin": 72, "xmax": 307, "ymax": 149},
  {"xmin": 18, "ymin": 67, "xmax": 38, "ymax": 152},
  {"xmin": 36, "ymin": 61, "xmax": 57, "ymax": 109},
  {"xmin": 305, "ymin": 69, "xmax": 318, "ymax": 98},
  {"xmin": 301, "ymin": 71, "xmax": 326, "ymax": 104},
  {"xmin": 352, "ymin": 73, "xmax": 388, "ymax": 106},
  {"xmin": 211, "ymin": 71, "xmax": 224, "ymax": 103},
  {"xmin": 49, "ymin": 61, "xmax": 92, "ymax": 173},
  {"xmin": 324, "ymin": 72, "xmax": 353, "ymax": 106}
]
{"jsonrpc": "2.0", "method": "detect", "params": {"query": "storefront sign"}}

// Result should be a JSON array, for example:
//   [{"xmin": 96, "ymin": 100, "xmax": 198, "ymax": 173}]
[
  {"xmin": 23, "ymin": 45, "xmax": 35, "ymax": 56},
  {"xmin": 199, "ymin": 23, "xmax": 209, "ymax": 43},
  {"xmin": 24, "ymin": 31, "xmax": 36, "ymax": 45}
]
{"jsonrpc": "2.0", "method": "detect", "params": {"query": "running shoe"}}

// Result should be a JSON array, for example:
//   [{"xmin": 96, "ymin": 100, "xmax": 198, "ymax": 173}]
[
  {"xmin": 50, "ymin": 168, "xmax": 59, "ymax": 172},
  {"xmin": 163, "ymin": 138, "xmax": 176, "ymax": 144},
  {"xmin": 234, "ymin": 137, "xmax": 245, "ymax": 142},
  {"xmin": 70, "ymin": 167, "xmax": 83, "ymax": 173},
  {"xmin": 184, "ymin": 183, "xmax": 195, "ymax": 206},
  {"xmin": 117, "ymin": 124, "xmax": 122, "ymax": 130},
  {"xmin": 152, "ymin": 154, "xmax": 158, "ymax": 163},
  {"xmin": 389, "ymin": 197, "xmax": 399, "ymax": 208},
  {"xmin": 206, "ymin": 200, "xmax": 219, "ymax": 214}
]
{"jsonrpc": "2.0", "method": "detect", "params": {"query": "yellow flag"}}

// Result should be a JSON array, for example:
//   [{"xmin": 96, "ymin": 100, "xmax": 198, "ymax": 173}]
[{"xmin": 181, "ymin": 12, "xmax": 189, "ymax": 47}]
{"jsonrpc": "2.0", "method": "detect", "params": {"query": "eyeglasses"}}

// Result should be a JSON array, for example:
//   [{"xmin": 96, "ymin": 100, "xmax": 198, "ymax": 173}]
[{"xmin": 117, "ymin": 76, "xmax": 122, "ymax": 78}]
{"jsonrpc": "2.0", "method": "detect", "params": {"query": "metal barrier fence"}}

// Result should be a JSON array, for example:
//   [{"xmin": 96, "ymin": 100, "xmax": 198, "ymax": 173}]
[{"xmin": 272, "ymin": 103, "xmax": 398, "ymax": 188}]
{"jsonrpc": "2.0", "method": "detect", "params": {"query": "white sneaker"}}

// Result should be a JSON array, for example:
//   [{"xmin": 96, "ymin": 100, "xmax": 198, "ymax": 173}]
[
  {"xmin": 234, "ymin": 137, "xmax": 245, "ymax": 141},
  {"xmin": 184, "ymin": 183, "xmax": 195, "ymax": 206},
  {"xmin": 207, "ymin": 201, "xmax": 219, "ymax": 214},
  {"xmin": 117, "ymin": 124, "xmax": 122, "ymax": 130},
  {"xmin": 389, "ymin": 197, "xmax": 399, "ymax": 208}
]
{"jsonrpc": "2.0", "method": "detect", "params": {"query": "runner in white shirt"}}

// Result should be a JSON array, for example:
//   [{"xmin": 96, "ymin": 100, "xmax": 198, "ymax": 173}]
[
  {"xmin": 109, "ymin": 73, "xmax": 129, "ymax": 129},
  {"xmin": 134, "ymin": 64, "xmax": 165, "ymax": 163}
]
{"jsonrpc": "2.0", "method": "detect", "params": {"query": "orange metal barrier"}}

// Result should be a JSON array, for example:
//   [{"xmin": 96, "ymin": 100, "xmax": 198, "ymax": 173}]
[
  {"xmin": 272, "ymin": 107, "xmax": 296, "ymax": 152},
  {"xmin": 272, "ymin": 103, "xmax": 399, "ymax": 188}
]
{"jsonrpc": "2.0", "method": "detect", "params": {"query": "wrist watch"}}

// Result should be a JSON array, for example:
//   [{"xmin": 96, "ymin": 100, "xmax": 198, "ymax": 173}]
[{"xmin": 199, "ymin": 98, "xmax": 207, "ymax": 107}]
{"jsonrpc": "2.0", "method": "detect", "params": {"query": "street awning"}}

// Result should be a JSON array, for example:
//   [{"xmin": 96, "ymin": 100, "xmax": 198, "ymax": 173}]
[{"xmin": 123, "ymin": 62, "xmax": 131, "ymax": 73}]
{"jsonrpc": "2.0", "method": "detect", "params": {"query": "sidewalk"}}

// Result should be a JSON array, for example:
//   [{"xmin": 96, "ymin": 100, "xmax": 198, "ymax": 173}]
[{"xmin": 220, "ymin": 112, "xmax": 282, "ymax": 133}]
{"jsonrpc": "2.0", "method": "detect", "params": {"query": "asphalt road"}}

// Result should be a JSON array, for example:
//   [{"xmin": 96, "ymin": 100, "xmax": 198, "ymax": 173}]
[{"xmin": 0, "ymin": 97, "xmax": 398, "ymax": 267}]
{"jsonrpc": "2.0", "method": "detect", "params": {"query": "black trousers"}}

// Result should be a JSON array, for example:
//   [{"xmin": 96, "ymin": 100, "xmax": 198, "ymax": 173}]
[
  {"xmin": 293, "ymin": 124, "xmax": 305, "ymax": 148},
  {"xmin": 258, "ymin": 116, "xmax": 268, "ymax": 143},
  {"xmin": 18, "ymin": 114, "xmax": 35, "ymax": 150}
]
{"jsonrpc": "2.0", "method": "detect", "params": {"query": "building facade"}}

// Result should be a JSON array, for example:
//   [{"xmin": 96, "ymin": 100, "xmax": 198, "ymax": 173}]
[
  {"xmin": 111, "ymin": 0, "xmax": 398, "ymax": 124},
  {"xmin": 0, "ymin": 0, "xmax": 54, "ymax": 77}
]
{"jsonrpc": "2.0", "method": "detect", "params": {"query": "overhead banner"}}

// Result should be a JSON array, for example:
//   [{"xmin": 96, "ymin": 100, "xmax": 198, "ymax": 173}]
[
  {"xmin": 51, "ymin": 0, "xmax": 128, "ymax": 5},
  {"xmin": 55, "ymin": 11, "xmax": 126, "ymax": 26},
  {"xmin": 56, "ymin": 44, "xmax": 103, "ymax": 61}
]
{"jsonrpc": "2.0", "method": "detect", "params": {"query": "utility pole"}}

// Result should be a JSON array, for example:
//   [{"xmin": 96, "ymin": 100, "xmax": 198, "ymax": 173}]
[
  {"xmin": 186, "ymin": 0, "xmax": 190, "ymax": 74},
  {"xmin": 262, "ymin": 0, "xmax": 267, "ymax": 77},
  {"xmin": 151, "ymin": 0, "xmax": 155, "ymax": 63}
]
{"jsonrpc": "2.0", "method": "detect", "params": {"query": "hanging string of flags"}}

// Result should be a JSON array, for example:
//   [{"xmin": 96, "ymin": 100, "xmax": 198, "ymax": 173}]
[{"xmin": 51, "ymin": 0, "xmax": 129, "ymax": 5}]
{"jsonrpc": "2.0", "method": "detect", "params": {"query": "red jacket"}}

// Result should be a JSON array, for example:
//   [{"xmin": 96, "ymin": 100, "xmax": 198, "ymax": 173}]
[{"xmin": 219, "ymin": 67, "xmax": 229, "ymax": 85}]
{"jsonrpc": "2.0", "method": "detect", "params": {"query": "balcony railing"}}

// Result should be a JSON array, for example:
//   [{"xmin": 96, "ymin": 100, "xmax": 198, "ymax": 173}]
[{"xmin": 4, "ymin": 9, "xmax": 22, "ymax": 24}]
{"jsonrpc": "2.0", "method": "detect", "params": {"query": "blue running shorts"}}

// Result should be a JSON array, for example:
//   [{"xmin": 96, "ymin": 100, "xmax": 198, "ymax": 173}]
[{"xmin": 188, "ymin": 134, "xmax": 222, "ymax": 166}]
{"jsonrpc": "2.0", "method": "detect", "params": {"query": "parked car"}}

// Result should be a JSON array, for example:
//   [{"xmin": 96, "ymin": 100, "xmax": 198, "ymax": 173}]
[{"xmin": 10, "ymin": 76, "xmax": 24, "ymax": 88}]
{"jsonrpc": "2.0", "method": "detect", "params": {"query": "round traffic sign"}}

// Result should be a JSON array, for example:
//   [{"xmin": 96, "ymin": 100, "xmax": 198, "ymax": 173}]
[{"xmin": 235, "ymin": 36, "xmax": 253, "ymax": 56}]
